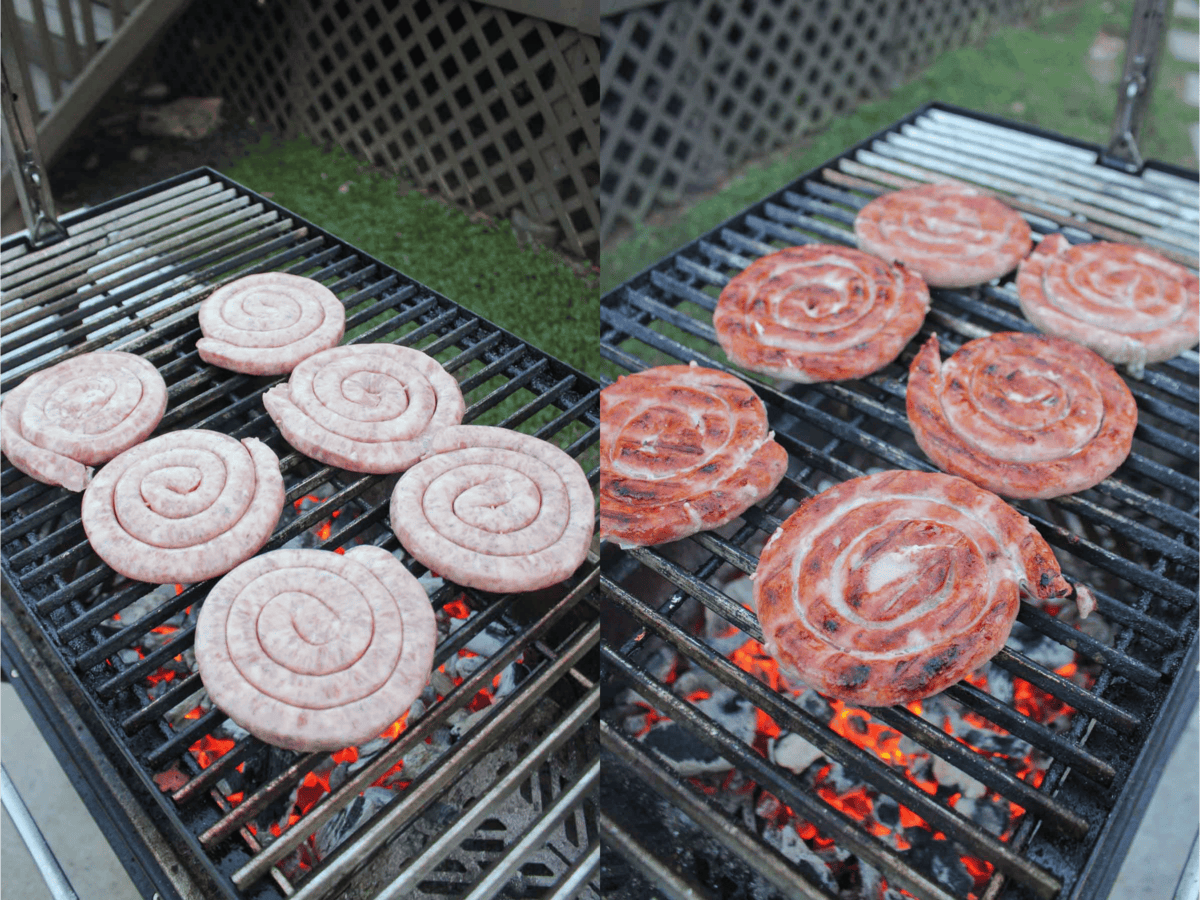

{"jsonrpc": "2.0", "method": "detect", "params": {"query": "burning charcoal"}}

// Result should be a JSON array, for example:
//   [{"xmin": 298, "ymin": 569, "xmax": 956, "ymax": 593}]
[
  {"xmin": 987, "ymin": 665, "xmax": 1015, "ymax": 705},
  {"xmin": 1007, "ymin": 622, "xmax": 1075, "ymax": 671},
  {"xmin": 327, "ymin": 762, "xmax": 350, "ymax": 792},
  {"xmin": 705, "ymin": 580, "xmax": 753, "ymax": 655},
  {"xmin": 761, "ymin": 824, "xmax": 839, "ymax": 893},
  {"xmin": 859, "ymin": 862, "xmax": 910, "ymax": 900},
  {"xmin": 792, "ymin": 687, "xmax": 833, "ymax": 722},
  {"xmin": 641, "ymin": 645, "xmax": 679, "ymax": 683},
  {"xmin": 931, "ymin": 757, "xmax": 986, "ymax": 799},
  {"xmin": 451, "ymin": 708, "xmax": 490, "ymax": 740},
  {"xmin": 671, "ymin": 669, "xmax": 718, "ymax": 701},
  {"xmin": 418, "ymin": 573, "xmax": 444, "ymax": 597},
  {"xmin": 695, "ymin": 688, "xmax": 759, "ymax": 745},
  {"xmin": 165, "ymin": 688, "xmax": 210, "ymax": 728},
  {"xmin": 314, "ymin": 787, "xmax": 396, "ymax": 861},
  {"xmin": 819, "ymin": 761, "xmax": 864, "ymax": 795},
  {"xmin": 641, "ymin": 721, "xmax": 730, "ymax": 775},
  {"xmin": 903, "ymin": 831, "xmax": 974, "ymax": 896},
  {"xmin": 115, "ymin": 584, "xmax": 177, "ymax": 626},
  {"xmin": 955, "ymin": 795, "xmax": 1009, "ymax": 834},
  {"xmin": 118, "ymin": 648, "xmax": 142, "ymax": 665},
  {"xmin": 769, "ymin": 733, "xmax": 824, "ymax": 775},
  {"xmin": 217, "ymin": 718, "xmax": 250, "ymax": 742},
  {"xmin": 874, "ymin": 794, "xmax": 900, "ymax": 829}
]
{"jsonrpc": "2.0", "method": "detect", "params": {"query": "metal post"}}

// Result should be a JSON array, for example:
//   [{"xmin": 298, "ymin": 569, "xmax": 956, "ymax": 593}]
[
  {"xmin": 1, "ymin": 764, "xmax": 80, "ymax": 900},
  {"xmin": 0, "ymin": 50, "xmax": 65, "ymax": 244},
  {"xmin": 1104, "ymin": 0, "xmax": 1170, "ymax": 171}
]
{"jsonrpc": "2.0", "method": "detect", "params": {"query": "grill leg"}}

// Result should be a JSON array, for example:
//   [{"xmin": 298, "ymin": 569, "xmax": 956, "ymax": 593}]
[{"xmin": 1, "ymin": 763, "xmax": 80, "ymax": 900}]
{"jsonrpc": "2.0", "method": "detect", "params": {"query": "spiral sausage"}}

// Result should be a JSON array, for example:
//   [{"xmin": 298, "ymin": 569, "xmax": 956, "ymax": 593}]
[
  {"xmin": 0, "ymin": 351, "xmax": 166, "ymax": 491},
  {"xmin": 81, "ymin": 430, "xmax": 284, "ymax": 583},
  {"xmin": 713, "ymin": 245, "xmax": 929, "ymax": 383},
  {"xmin": 194, "ymin": 546, "xmax": 436, "ymax": 752},
  {"xmin": 854, "ymin": 183, "xmax": 1032, "ymax": 288},
  {"xmin": 390, "ymin": 425, "xmax": 594, "ymax": 593},
  {"xmin": 753, "ymin": 470, "xmax": 1072, "ymax": 707},
  {"xmin": 1017, "ymin": 234, "xmax": 1199, "ymax": 374},
  {"xmin": 264, "ymin": 344, "xmax": 465, "ymax": 473},
  {"xmin": 907, "ymin": 333, "xmax": 1137, "ymax": 498},
  {"xmin": 600, "ymin": 363, "xmax": 788, "ymax": 547},
  {"xmin": 197, "ymin": 272, "xmax": 345, "ymax": 375}
]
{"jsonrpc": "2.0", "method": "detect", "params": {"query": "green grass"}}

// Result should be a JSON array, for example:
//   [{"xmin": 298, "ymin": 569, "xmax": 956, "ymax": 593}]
[
  {"xmin": 601, "ymin": 0, "xmax": 1198, "ymax": 294},
  {"xmin": 220, "ymin": 135, "xmax": 600, "ymax": 379}
]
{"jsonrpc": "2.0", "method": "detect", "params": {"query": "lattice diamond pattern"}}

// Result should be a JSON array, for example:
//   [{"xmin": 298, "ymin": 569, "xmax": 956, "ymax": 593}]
[
  {"xmin": 600, "ymin": 0, "xmax": 1042, "ymax": 243},
  {"xmin": 156, "ymin": 0, "xmax": 599, "ymax": 261}
]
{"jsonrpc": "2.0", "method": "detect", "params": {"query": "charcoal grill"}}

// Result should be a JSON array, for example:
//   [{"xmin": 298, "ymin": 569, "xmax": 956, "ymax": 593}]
[
  {"xmin": 0, "ymin": 168, "xmax": 602, "ymax": 900},
  {"xmin": 598, "ymin": 102, "xmax": 1198, "ymax": 900}
]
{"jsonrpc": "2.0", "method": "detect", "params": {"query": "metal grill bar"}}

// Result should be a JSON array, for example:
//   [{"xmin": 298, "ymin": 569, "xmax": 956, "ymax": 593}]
[
  {"xmin": 600, "ymin": 722, "xmax": 836, "ymax": 900},
  {"xmin": 603, "ymin": 638, "xmax": 984, "ymax": 900},
  {"xmin": 603, "ymin": 574, "xmax": 1088, "ymax": 853},
  {"xmin": 2, "ymin": 167, "xmax": 601, "ymax": 900},
  {"xmin": 280, "ymin": 615, "xmax": 600, "ymax": 899},
  {"xmin": 376, "ymin": 683, "xmax": 599, "ymax": 899},
  {"xmin": 600, "ymin": 102, "xmax": 1197, "ymax": 900}
]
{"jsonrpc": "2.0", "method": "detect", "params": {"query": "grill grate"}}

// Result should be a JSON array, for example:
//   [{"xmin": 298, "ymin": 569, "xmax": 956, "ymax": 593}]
[
  {"xmin": 0, "ymin": 168, "xmax": 601, "ymax": 900},
  {"xmin": 598, "ymin": 103, "xmax": 1198, "ymax": 900}
]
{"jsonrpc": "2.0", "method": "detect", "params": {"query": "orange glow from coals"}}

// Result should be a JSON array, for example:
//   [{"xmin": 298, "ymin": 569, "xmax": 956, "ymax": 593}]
[
  {"xmin": 1013, "ymin": 662, "xmax": 1078, "ymax": 725},
  {"xmin": 190, "ymin": 733, "xmax": 235, "ymax": 768},
  {"xmin": 444, "ymin": 597, "xmax": 471, "ymax": 619},
  {"xmin": 828, "ymin": 699, "xmax": 911, "ymax": 767}
]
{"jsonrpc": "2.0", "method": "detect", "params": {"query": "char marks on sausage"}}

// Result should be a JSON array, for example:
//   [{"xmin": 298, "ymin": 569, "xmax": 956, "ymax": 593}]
[
  {"xmin": 81, "ymin": 429, "xmax": 285, "ymax": 583},
  {"xmin": 854, "ymin": 183, "xmax": 1032, "ymax": 289},
  {"xmin": 1016, "ymin": 234, "xmax": 1199, "ymax": 375},
  {"xmin": 264, "ymin": 344, "xmax": 465, "ymax": 474},
  {"xmin": 0, "ymin": 351, "xmax": 167, "ymax": 491},
  {"xmin": 390, "ymin": 425, "xmax": 593, "ymax": 593},
  {"xmin": 753, "ymin": 470, "xmax": 1073, "ymax": 707},
  {"xmin": 600, "ymin": 364, "xmax": 788, "ymax": 547},
  {"xmin": 907, "ymin": 333, "xmax": 1137, "ymax": 499},
  {"xmin": 713, "ymin": 245, "xmax": 930, "ymax": 383},
  {"xmin": 197, "ymin": 272, "xmax": 346, "ymax": 375},
  {"xmin": 194, "ymin": 546, "xmax": 436, "ymax": 752}
]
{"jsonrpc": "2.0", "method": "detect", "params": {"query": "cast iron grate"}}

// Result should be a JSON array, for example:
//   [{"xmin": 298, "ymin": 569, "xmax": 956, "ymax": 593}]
[
  {"xmin": 0, "ymin": 167, "xmax": 601, "ymax": 900},
  {"xmin": 598, "ymin": 102, "xmax": 1198, "ymax": 900}
]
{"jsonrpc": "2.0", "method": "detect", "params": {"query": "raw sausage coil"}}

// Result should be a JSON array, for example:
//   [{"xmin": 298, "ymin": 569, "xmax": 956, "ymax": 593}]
[
  {"xmin": 197, "ymin": 272, "xmax": 346, "ymax": 375},
  {"xmin": 1016, "ymin": 234, "xmax": 1199, "ymax": 375},
  {"xmin": 194, "ymin": 546, "xmax": 436, "ymax": 752},
  {"xmin": 855, "ymin": 183, "xmax": 1032, "ymax": 288},
  {"xmin": 907, "ymin": 333, "xmax": 1137, "ymax": 499},
  {"xmin": 390, "ymin": 425, "xmax": 593, "ymax": 593},
  {"xmin": 264, "ymin": 344, "xmax": 465, "ymax": 473},
  {"xmin": 753, "ymin": 470, "xmax": 1072, "ymax": 707},
  {"xmin": 0, "ymin": 351, "xmax": 167, "ymax": 492},
  {"xmin": 713, "ymin": 245, "xmax": 930, "ymax": 383},
  {"xmin": 81, "ymin": 429, "xmax": 284, "ymax": 583}
]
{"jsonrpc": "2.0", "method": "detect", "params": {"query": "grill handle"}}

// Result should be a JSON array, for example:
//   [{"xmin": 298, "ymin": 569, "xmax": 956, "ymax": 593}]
[
  {"xmin": 1104, "ymin": 0, "xmax": 1169, "ymax": 171},
  {"xmin": 0, "ymin": 763, "xmax": 79, "ymax": 900},
  {"xmin": 0, "ymin": 54, "xmax": 65, "ymax": 246}
]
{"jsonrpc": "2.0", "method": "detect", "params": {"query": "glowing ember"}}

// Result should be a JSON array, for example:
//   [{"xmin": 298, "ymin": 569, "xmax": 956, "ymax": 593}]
[
  {"xmin": 190, "ymin": 733, "xmax": 235, "ymax": 768},
  {"xmin": 444, "ymin": 597, "xmax": 471, "ymax": 619}
]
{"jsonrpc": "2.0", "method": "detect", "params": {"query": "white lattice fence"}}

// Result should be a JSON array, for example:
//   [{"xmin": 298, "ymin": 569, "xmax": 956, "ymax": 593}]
[
  {"xmin": 600, "ymin": 0, "xmax": 1042, "ymax": 242},
  {"xmin": 156, "ymin": 0, "xmax": 600, "ymax": 261}
]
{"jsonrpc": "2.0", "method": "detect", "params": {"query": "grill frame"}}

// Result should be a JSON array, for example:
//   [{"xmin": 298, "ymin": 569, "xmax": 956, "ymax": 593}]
[
  {"xmin": 0, "ymin": 167, "xmax": 603, "ymax": 900},
  {"xmin": 598, "ymin": 100, "xmax": 1198, "ymax": 900}
]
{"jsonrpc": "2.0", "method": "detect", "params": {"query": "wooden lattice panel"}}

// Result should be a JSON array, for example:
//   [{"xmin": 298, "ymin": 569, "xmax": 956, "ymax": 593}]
[
  {"xmin": 600, "ymin": 0, "xmax": 1042, "ymax": 242},
  {"xmin": 894, "ymin": 0, "xmax": 1040, "ymax": 75},
  {"xmin": 599, "ymin": 0, "xmax": 895, "ymax": 242},
  {"xmin": 156, "ymin": 0, "xmax": 600, "ymax": 261}
]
